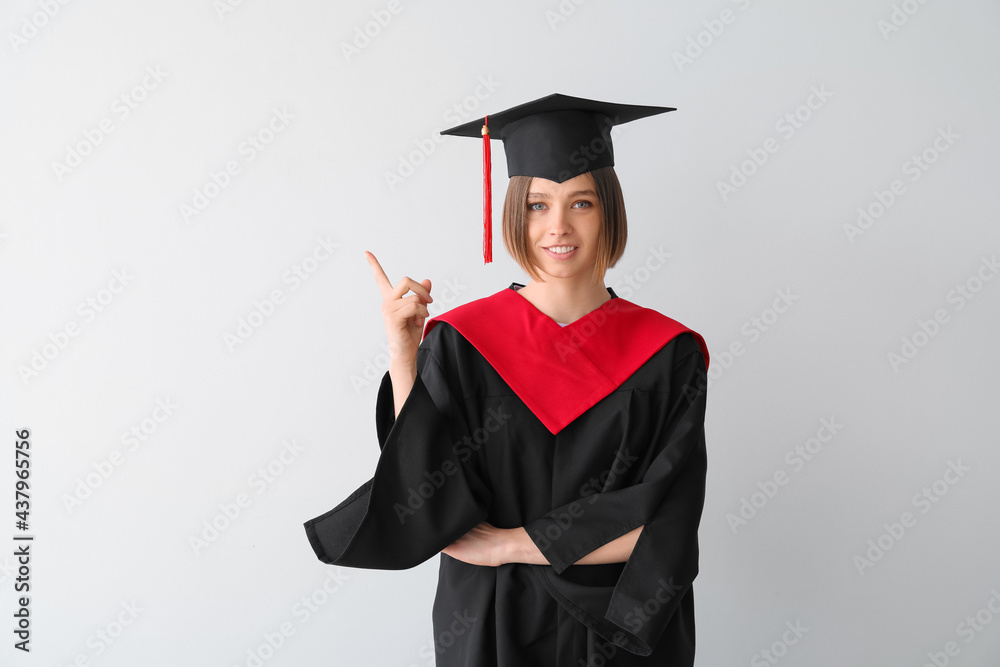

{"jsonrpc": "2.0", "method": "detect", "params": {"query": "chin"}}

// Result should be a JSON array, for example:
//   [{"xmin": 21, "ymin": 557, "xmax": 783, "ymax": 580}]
[{"xmin": 539, "ymin": 268, "xmax": 590, "ymax": 281}]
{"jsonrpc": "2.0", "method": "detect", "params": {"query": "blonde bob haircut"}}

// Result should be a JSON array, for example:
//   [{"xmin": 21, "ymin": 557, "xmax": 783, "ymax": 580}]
[{"xmin": 501, "ymin": 165, "xmax": 627, "ymax": 286}]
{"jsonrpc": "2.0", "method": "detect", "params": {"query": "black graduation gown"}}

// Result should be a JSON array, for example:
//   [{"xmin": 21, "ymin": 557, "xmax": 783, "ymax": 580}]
[{"xmin": 304, "ymin": 283, "xmax": 710, "ymax": 666}]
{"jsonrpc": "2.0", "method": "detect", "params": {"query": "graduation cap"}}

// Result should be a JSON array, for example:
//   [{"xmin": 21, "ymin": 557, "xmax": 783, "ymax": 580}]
[{"xmin": 440, "ymin": 93, "xmax": 675, "ymax": 264}]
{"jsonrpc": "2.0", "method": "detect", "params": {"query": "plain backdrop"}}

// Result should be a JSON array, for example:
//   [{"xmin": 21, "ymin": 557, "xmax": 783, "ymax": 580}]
[{"xmin": 2, "ymin": 1, "xmax": 999, "ymax": 665}]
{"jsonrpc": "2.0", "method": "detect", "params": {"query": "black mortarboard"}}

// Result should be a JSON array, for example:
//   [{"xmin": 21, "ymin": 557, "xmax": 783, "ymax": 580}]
[{"xmin": 441, "ymin": 93, "xmax": 675, "ymax": 263}]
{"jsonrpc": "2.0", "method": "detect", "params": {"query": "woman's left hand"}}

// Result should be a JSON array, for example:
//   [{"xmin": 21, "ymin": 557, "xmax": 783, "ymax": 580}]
[{"xmin": 441, "ymin": 521, "xmax": 519, "ymax": 567}]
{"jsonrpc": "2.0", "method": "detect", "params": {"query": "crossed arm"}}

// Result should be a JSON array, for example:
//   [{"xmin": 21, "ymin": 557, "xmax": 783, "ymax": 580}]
[
  {"xmin": 391, "ymin": 360, "xmax": 643, "ymax": 567},
  {"xmin": 441, "ymin": 521, "xmax": 643, "ymax": 567},
  {"xmin": 389, "ymin": 363, "xmax": 642, "ymax": 567}
]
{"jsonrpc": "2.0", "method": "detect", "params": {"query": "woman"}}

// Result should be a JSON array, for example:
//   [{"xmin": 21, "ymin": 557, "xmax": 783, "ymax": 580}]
[{"xmin": 305, "ymin": 94, "xmax": 710, "ymax": 666}]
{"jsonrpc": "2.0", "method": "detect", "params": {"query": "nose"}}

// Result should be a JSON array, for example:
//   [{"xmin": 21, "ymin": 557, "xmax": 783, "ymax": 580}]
[{"xmin": 547, "ymin": 204, "xmax": 573, "ymax": 237}]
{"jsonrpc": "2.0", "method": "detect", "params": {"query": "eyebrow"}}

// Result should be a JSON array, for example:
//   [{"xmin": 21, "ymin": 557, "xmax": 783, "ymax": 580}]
[{"xmin": 527, "ymin": 189, "xmax": 598, "ymax": 199}]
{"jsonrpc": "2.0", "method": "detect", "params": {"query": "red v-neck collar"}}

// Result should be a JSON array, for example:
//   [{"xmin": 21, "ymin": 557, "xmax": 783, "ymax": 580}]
[
  {"xmin": 507, "ymin": 281, "xmax": 614, "ymax": 330},
  {"xmin": 422, "ymin": 285, "xmax": 709, "ymax": 435}
]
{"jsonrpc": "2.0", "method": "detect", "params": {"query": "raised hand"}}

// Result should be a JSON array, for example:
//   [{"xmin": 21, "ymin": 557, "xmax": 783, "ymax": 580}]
[{"xmin": 364, "ymin": 251, "xmax": 433, "ymax": 415}]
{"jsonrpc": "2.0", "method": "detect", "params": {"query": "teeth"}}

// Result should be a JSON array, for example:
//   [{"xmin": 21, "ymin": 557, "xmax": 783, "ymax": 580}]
[{"xmin": 547, "ymin": 246, "xmax": 576, "ymax": 254}]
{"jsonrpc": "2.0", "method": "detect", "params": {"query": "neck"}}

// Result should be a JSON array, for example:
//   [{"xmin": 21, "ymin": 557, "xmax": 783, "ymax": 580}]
[{"xmin": 516, "ymin": 276, "xmax": 610, "ymax": 324}]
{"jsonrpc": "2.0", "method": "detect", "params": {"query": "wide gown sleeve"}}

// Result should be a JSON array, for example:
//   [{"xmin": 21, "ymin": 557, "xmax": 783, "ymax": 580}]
[
  {"xmin": 523, "ymin": 336, "xmax": 708, "ymax": 656},
  {"xmin": 303, "ymin": 327, "xmax": 491, "ymax": 570}
]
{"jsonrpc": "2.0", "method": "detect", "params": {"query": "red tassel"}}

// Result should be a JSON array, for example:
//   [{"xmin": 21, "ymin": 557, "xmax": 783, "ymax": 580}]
[{"xmin": 482, "ymin": 115, "xmax": 492, "ymax": 264}]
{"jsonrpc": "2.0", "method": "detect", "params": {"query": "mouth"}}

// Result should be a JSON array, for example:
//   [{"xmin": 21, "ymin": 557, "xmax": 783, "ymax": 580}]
[{"xmin": 543, "ymin": 245, "xmax": 578, "ymax": 260}]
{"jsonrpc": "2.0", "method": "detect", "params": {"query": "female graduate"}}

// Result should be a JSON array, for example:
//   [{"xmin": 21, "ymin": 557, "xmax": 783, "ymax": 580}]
[{"xmin": 304, "ymin": 93, "xmax": 710, "ymax": 666}]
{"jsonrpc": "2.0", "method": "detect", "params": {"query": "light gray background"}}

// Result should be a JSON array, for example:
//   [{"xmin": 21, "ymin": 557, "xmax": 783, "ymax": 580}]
[{"xmin": 2, "ymin": 1, "xmax": 999, "ymax": 665}]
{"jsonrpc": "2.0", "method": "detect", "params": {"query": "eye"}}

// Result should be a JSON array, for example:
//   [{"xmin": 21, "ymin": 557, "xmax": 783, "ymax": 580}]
[
  {"xmin": 572, "ymin": 200, "xmax": 594, "ymax": 209},
  {"xmin": 527, "ymin": 202, "xmax": 546, "ymax": 211}
]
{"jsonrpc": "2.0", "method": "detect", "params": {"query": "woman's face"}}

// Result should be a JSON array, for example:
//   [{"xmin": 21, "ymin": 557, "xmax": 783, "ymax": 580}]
[{"xmin": 524, "ymin": 172, "xmax": 603, "ymax": 283}]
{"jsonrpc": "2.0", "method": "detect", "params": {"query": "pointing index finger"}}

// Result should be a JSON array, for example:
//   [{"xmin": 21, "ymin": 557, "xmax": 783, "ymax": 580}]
[{"xmin": 364, "ymin": 250, "xmax": 393, "ymax": 297}]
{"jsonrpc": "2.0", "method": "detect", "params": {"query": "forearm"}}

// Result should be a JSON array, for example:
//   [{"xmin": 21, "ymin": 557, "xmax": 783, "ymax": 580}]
[
  {"xmin": 506, "ymin": 525, "xmax": 643, "ymax": 565},
  {"xmin": 389, "ymin": 360, "xmax": 417, "ymax": 418},
  {"xmin": 575, "ymin": 525, "xmax": 642, "ymax": 564}
]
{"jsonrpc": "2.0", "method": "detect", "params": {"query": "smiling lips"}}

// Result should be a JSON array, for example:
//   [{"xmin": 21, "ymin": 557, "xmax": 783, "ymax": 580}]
[
  {"xmin": 543, "ymin": 245, "xmax": 578, "ymax": 259},
  {"xmin": 545, "ymin": 245, "xmax": 578, "ymax": 257}
]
